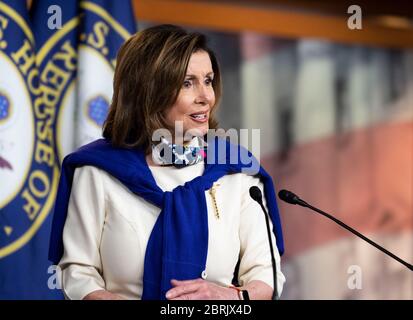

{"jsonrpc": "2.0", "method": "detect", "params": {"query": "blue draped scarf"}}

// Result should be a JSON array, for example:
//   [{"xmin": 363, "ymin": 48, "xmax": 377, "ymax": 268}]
[{"xmin": 49, "ymin": 137, "xmax": 284, "ymax": 299}]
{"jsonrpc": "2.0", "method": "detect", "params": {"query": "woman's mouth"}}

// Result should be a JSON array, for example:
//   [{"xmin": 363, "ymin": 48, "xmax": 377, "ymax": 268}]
[{"xmin": 189, "ymin": 112, "xmax": 208, "ymax": 123}]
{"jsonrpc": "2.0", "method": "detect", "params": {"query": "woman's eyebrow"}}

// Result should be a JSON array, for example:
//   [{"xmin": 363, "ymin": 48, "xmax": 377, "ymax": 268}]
[{"xmin": 185, "ymin": 72, "xmax": 214, "ymax": 78}]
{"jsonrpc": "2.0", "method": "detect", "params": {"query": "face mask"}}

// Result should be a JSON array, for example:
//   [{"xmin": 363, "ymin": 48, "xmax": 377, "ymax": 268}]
[{"xmin": 151, "ymin": 136, "xmax": 207, "ymax": 168}]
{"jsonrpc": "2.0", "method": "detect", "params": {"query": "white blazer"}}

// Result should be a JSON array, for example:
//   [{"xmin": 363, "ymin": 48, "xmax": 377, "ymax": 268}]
[{"xmin": 59, "ymin": 162, "xmax": 285, "ymax": 299}]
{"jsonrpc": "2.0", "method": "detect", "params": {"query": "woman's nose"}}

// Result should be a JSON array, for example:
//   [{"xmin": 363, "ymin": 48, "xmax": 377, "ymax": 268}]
[{"xmin": 195, "ymin": 84, "xmax": 213, "ymax": 105}]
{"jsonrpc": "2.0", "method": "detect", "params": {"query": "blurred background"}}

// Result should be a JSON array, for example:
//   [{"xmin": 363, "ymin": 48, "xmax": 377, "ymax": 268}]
[{"xmin": 0, "ymin": 0, "xmax": 412, "ymax": 299}]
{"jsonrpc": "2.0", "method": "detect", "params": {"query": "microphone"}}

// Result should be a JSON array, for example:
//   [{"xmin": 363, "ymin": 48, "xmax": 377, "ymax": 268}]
[
  {"xmin": 278, "ymin": 189, "xmax": 308, "ymax": 206},
  {"xmin": 249, "ymin": 186, "xmax": 279, "ymax": 300},
  {"xmin": 278, "ymin": 189, "xmax": 413, "ymax": 272}
]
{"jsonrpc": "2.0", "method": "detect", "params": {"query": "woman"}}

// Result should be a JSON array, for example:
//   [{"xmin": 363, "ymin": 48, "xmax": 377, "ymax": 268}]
[{"xmin": 49, "ymin": 24, "xmax": 285, "ymax": 300}]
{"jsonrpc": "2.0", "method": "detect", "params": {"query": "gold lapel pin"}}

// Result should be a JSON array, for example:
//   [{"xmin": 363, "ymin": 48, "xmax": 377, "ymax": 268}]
[{"xmin": 209, "ymin": 183, "xmax": 221, "ymax": 219}]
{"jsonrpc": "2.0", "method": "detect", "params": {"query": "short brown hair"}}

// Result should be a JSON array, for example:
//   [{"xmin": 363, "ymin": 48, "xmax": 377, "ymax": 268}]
[{"xmin": 103, "ymin": 24, "xmax": 222, "ymax": 152}]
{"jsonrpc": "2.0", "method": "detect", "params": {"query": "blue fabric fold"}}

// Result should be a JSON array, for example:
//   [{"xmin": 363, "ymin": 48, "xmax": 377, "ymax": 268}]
[{"xmin": 48, "ymin": 137, "xmax": 284, "ymax": 300}]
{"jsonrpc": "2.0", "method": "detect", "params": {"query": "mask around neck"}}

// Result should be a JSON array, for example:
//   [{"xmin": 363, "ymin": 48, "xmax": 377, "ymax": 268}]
[{"xmin": 151, "ymin": 136, "xmax": 207, "ymax": 168}]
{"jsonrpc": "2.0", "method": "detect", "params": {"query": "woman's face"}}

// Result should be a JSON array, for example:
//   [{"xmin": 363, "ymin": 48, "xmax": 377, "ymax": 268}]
[{"xmin": 165, "ymin": 50, "xmax": 215, "ymax": 139}]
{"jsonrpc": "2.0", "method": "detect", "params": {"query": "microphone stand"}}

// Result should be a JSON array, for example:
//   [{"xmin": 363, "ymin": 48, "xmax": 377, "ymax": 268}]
[
  {"xmin": 249, "ymin": 186, "xmax": 279, "ymax": 300},
  {"xmin": 279, "ymin": 190, "xmax": 413, "ymax": 272},
  {"xmin": 259, "ymin": 200, "xmax": 279, "ymax": 300}
]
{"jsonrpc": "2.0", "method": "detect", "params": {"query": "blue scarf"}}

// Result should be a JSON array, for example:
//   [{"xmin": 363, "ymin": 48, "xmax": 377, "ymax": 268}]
[{"xmin": 49, "ymin": 137, "xmax": 284, "ymax": 300}]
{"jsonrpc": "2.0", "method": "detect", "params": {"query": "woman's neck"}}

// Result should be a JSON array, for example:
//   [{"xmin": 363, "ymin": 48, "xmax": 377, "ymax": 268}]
[{"xmin": 145, "ymin": 153, "xmax": 159, "ymax": 167}]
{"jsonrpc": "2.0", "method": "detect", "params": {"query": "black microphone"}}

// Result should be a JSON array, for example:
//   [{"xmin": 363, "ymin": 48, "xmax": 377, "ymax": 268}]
[
  {"xmin": 249, "ymin": 186, "xmax": 279, "ymax": 300},
  {"xmin": 278, "ymin": 189, "xmax": 413, "ymax": 272}
]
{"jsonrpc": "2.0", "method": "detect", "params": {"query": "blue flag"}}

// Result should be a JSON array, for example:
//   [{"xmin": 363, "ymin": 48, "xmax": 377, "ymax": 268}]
[
  {"xmin": 0, "ymin": 0, "xmax": 136, "ymax": 299},
  {"xmin": 31, "ymin": 0, "xmax": 136, "ymax": 164},
  {"xmin": 0, "ymin": 0, "xmax": 62, "ymax": 299}
]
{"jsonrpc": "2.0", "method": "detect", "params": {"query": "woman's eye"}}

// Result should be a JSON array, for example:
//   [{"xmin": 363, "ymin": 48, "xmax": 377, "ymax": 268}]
[
  {"xmin": 205, "ymin": 78, "xmax": 213, "ymax": 85},
  {"xmin": 183, "ymin": 80, "xmax": 192, "ymax": 88}
]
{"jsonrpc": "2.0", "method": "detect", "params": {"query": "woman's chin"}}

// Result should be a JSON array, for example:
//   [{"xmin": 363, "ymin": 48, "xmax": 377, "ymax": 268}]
[{"xmin": 185, "ymin": 125, "xmax": 209, "ymax": 137}]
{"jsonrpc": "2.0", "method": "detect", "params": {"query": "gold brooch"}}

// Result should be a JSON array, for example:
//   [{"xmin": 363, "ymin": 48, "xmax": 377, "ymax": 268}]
[{"xmin": 209, "ymin": 183, "xmax": 221, "ymax": 219}]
